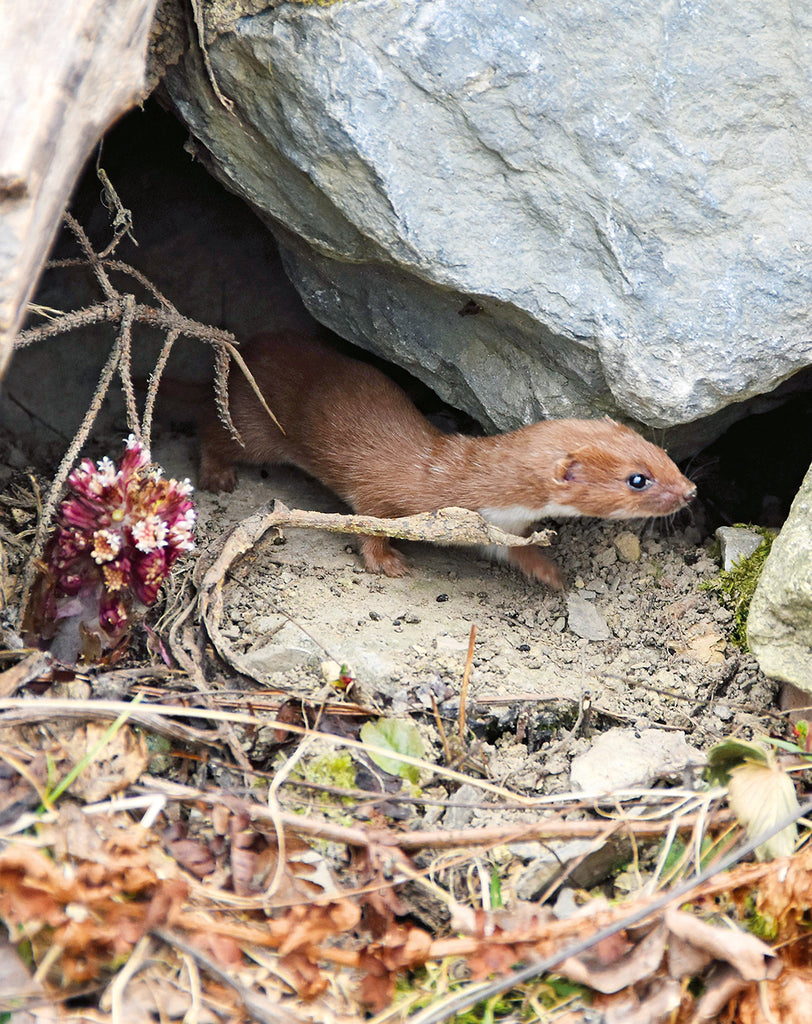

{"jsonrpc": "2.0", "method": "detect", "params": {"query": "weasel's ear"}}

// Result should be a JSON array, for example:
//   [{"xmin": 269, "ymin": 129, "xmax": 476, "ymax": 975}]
[{"xmin": 554, "ymin": 455, "xmax": 584, "ymax": 483}]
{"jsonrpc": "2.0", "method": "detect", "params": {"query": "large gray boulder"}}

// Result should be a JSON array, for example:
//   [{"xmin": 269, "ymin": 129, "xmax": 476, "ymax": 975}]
[
  {"xmin": 163, "ymin": 0, "xmax": 812, "ymax": 435},
  {"xmin": 748, "ymin": 462, "xmax": 812, "ymax": 691}
]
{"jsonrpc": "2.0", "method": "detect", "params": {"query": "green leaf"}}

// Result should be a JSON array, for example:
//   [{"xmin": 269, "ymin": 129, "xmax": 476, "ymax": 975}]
[
  {"xmin": 489, "ymin": 867, "xmax": 503, "ymax": 910},
  {"xmin": 360, "ymin": 718, "xmax": 424, "ymax": 784},
  {"xmin": 705, "ymin": 738, "xmax": 771, "ymax": 787}
]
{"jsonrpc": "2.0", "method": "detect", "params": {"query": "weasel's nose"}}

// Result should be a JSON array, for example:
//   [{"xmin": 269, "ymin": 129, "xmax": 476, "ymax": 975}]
[{"xmin": 683, "ymin": 484, "xmax": 697, "ymax": 504}]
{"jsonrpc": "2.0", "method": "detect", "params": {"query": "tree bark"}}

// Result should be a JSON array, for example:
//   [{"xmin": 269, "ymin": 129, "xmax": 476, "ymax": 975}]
[{"xmin": 0, "ymin": 0, "xmax": 159, "ymax": 378}]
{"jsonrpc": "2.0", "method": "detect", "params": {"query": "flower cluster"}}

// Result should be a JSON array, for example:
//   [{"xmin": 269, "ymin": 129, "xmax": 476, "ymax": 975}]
[{"xmin": 33, "ymin": 437, "xmax": 195, "ymax": 662}]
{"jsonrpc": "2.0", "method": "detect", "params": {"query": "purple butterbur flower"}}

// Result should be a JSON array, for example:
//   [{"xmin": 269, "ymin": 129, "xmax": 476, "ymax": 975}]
[{"xmin": 26, "ymin": 436, "xmax": 196, "ymax": 664}]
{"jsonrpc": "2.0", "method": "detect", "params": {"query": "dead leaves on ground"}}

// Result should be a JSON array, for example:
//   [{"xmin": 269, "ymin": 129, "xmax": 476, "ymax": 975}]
[
  {"xmin": 0, "ymin": 818, "xmax": 187, "ymax": 985},
  {"xmin": 2, "ymin": 795, "xmax": 812, "ymax": 1021},
  {"xmin": 0, "ymin": 696, "xmax": 811, "ymax": 1020}
]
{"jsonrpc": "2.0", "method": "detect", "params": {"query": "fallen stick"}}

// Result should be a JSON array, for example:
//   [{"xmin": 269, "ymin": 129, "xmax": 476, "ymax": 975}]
[{"xmin": 197, "ymin": 499, "xmax": 554, "ymax": 590}]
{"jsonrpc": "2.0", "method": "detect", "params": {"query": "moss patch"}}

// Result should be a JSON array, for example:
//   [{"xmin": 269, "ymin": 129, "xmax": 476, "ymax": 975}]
[{"xmin": 703, "ymin": 527, "xmax": 776, "ymax": 647}]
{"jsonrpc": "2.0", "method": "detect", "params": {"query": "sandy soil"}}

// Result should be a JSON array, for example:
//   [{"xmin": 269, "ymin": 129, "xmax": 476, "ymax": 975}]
[{"xmin": 150, "ymin": 427, "xmax": 778, "ymax": 804}]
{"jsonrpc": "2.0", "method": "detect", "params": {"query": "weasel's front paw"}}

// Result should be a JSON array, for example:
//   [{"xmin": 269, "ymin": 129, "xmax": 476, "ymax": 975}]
[
  {"xmin": 507, "ymin": 545, "xmax": 565, "ymax": 590},
  {"xmin": 360, "ymin": 536, "xmax": 410, "ymax": 577}
]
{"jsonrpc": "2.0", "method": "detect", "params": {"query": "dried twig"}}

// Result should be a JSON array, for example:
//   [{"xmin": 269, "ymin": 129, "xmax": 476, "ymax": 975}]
[
  {"xmin": 15, "ymin": 210, "xmax": 285, "ymax": 619},
  {"xmin": 151, "ymin": 928, "xmax": 303, "ymax": 1024},
  {"xmin": 95, "ymin": 168, "xmax": 137, "ymax": 257},
  {"xmin": 459, "ymin": 624, "xmax": 476, "ymax": 743},
  {"xmin": 404, "ymin": 794, "xmax": 812, "ymax": 1024},
  {"xmin": 0, "ymin": 651, "xmax": 54, "ymax": 697},
  {"xmin": 134, "ymin": 775, "xmax": 733, "ymax": 852},
  {"xmin": 195, "ymin": 499, "xmax": 553, "ymax": 684},
  {"xmin": 198, "ymin": 500, "xmax": 552, "ymax": 592}
]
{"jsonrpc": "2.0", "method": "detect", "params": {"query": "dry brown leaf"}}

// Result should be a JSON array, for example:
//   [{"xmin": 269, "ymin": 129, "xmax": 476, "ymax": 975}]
[
  {"xmin": 735, "ymin": 966, "xmax": 812, "ymax": 1024},
  {"xmin": 190, "ymin": 930, "xmax": 245, "ymax": 970},
  {"xmin": 277, "ymin": 900, "xmax": 361, "ymax": 956},
  {"xmin": 599, "ymin": 978, "xmax": 683, "ymax": 1024},
  {"xmin": 278, "ymin": 950, "xmax": 330, "ymax": 1000},
  {"xmin": 693, "ymin": 964, "xmax": 753, "ymax": 1022},
  {"xmin": 557, "ymin": 924, "xmax": 667, "ymax": 994},
  {"xmin": 59, "ymin": 721, "xmax": 149, "ymax": 802},
  {"xmin": 0, "ymin": 841, "xmax": 187, "ymax": 985},
  {"xmin": 756, "ymin": 842, "xmax": 812, "ymax": 937},
  {"xmin": 165, "ymin": 834, "xmax": 218, "ymax": 878},
  {"xmin": 670, "ymin": 629, "xmax": 726, "ymax": 664},
  {"xmin": 358, "ymin": 948, "xmax": 398, "ymax": 1013},
  {"xmin": 664, "ymin": 908, "xmax": 779, "ymax": 981},
  {"xmin": 468, "ymin": 941, "xmax": 525, "ymax": 979},
  {"xmin": 728, "ymin": 756, "xmax": 800, "ymax": 860},
  {"xmin": 0, "ymin": 937, "xmax": 43, "ymax": 1012},
  {"xmin": 375, "ymin": 923, "xmax": 433, "ymax": 970},
  {"xmin": 666, "ymin": 932, "xmax": 714, "ymax": 979},
  {"xmin": 120, "ymin": 975, "xmax": 221, "ymax": 1024}
]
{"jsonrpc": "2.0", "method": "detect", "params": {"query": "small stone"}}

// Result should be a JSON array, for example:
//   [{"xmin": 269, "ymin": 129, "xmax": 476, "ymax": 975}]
[
  {"xmin": 552, "ymin": 887, "xmax": 579, "ymax": 921},
  {"xmin": 615, "ymin": 531, "xmax": 641, "ymax": 562},
  {"xmin": 715, "ymin": 526, "xmax": 764, "ymax": 571},
  {"xmin": 240, "ymin": 623, "xmax": 322, "ymax": 674},
  {"xmin": 595, "ymin": 547, "xmax": 618, "ymax": 568},
  {"xmin": 566, "ymin": 592, "xmax": 611, "ymax": 641},
  {"xmin": 570, "ymin": 728, "xmax": 704, "ymax": 793},
  {"xmin": 253, "ymin": 614, "xmax": 283, "ymax": 634},
  {"xmin": 443, "ymin": 783, "xmax": 481, "ymax": 830},
  {"xmin": 320, "ymin": 659, "xmax": 342, "ymax": 682},
  {"xmin": 369, "ymin": 609, "xmax": 383, "ymax": 621}
]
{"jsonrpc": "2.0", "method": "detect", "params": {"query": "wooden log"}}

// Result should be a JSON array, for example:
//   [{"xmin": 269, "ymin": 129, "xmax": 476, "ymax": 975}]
[{"xmin": 0, "ymin": 0, "xmax": 159, "ymax": 378}]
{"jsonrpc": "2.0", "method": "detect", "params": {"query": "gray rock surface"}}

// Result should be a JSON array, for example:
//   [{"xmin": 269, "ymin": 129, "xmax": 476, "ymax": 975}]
[
  {"xmin": 748, "ymin": 462, "xmax": 812, "ymax": 691},
  {"xmin": 566, "ymin": 592, "xmax": 611, "ymax": 641},
  {"xmin": 516, "ymin": 835, "xmax": 630, "ymax": 900},
  {"xmin": 163, "ymin": 0, "xmax": 812, "ymax": 435},
  {"xmin": 570, "ymin": 728, "xmax": 704, "ymax": 793},
  {"xmin": 716, "ymin": 526, "xmax": 765, "ymax": 572}
]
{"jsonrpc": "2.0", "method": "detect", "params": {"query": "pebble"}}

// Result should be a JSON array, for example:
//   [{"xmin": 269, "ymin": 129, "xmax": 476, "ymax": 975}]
[
  {"xmin": 614, "ymin": 531, "xmax": 641, "ymax": 562},
  {"xmin": 566, "ymin": 592, "xmax": 611, "ymax": 641},
  {"xmin": 443, "ymin": 783, "xmax": 481, "ymax": 830},
  {"xmin": 570, "ymin": 727, "xmax": 704, "ymax": 793},
  {"xmin": 715, "ymin": 526, "xmax": 764, "ymax": 571},
  {"xmin": 595, "ymin": 547, "xmax": 617, "ymax": 568}
]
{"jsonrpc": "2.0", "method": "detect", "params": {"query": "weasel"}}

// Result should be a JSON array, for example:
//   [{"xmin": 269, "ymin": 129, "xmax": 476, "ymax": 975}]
[{"xmin": 199, "ymin": 331, "xmax": 696, "ymax": 588}]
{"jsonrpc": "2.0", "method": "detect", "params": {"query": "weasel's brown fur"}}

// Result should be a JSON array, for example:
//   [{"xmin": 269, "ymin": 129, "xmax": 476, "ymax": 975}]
[{"xmin": 199, "ymin": 331, "xmax": 696, "ymax": 588}]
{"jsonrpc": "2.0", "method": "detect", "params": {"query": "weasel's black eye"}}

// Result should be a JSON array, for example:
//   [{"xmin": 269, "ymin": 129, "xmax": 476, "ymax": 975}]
[{"xmin": 627, "ymin": 473, "xmax": 651, "ymax": 490}]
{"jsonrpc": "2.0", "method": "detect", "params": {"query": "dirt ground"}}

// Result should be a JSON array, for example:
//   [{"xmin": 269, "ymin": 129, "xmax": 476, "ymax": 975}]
[{"xmin": 146, "ymin": 426, "xmax": 779, "ymax": 805}]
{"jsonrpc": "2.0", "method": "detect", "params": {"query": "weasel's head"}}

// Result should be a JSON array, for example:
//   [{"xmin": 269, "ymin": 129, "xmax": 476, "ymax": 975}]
[{"xmin": 550, "ymin": 421, "xmax": 696, "ymax": 519}]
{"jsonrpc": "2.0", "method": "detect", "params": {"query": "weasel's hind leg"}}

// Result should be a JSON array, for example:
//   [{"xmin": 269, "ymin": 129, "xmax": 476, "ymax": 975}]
[{"xmin": 198, "ymin": 418, "xmax": 244, "ymax": 493}]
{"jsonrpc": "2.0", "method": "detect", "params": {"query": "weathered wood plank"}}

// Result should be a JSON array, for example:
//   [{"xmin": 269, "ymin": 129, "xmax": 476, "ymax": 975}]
[{"xmin": 0, "ymin": 0, "xmax": 159, "ymax": 377}]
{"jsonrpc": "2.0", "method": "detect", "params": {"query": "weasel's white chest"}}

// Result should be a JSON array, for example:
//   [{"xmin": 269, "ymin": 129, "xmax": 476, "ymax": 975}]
[{"xmin": 478, "ymin": 503, "xmax": 582, "ymax": 536}]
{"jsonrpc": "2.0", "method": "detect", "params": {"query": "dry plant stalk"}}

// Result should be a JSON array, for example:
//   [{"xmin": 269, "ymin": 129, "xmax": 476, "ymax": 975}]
[{"xmin": 13, "ymin": 203, "xmax": 279, "ymax": 615}]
